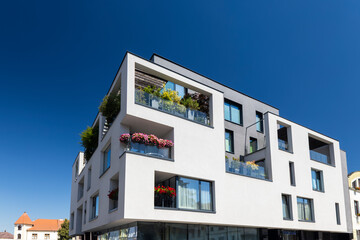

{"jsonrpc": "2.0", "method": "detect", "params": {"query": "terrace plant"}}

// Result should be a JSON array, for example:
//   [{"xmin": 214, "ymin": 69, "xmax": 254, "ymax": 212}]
[
  {"xmin": 99, "ymin": 90, "xmax": 121, "ymax": 125},
  {"xmin": 180, "ymin": 95, "xmax": 199, "ymax": 110},
  {"xmin": 80, "ymin": 124, "xmax": 99, "ymax": 161}
]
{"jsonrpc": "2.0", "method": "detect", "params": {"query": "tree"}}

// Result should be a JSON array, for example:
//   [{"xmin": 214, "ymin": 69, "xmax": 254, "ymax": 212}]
[{"xmin": 58, "ymin": 219, "xmax": 71, "ymax": 240}]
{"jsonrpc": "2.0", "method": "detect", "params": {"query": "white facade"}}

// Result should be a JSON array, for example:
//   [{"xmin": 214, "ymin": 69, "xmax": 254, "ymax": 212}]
[
  {"xmin": 70, "ymin": 52, "xmax": 352, "ymax": 240},
  {"xmin": 348, "ymin": 172, "xmax": 360, "ymax": 239}
]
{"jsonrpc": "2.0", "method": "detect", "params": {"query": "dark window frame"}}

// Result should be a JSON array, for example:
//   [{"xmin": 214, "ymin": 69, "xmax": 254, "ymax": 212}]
[
  {"xmin": 282, "ymin": 194, "xmax": 293, "ymax": 220},
  {"xmin": 255, "ymin": 111, "xmax": 264, "ymax": 133},
  {"xmin": 335, "ymin": 203, "xmax": 341, "ymax": 225},
  {"xmin": 311, "ymin": 169, "xmax": 324, "ymax": 192},
  {"xmin": 225, "ymin": 129, "xmax": 234, "ymax": 153},
  {"xmin": 289, "ymin": 162, "xmax": 296, "ymax": 186},
  {"xmin": 224, "ymin": 99, "xmax": 243, "ymax": 125}
]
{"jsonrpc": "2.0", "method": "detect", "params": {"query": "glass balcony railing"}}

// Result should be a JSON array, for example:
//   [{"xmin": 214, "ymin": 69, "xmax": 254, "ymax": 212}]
[
  {"xmin": 225, "ymin": 157, "xmax": 267, "ymax": 180},
  {"xmin": 278, "ymin": 139, "xmax": 289, "ymax": 151},
  {"xmin": 135, "ymin": 89, "xmax": 210, "ymax": 126},
  {"xmin": 126, "ymin": 140, "xmax": 172, "ymax": 159},
  {"xmin": 310, "ymin": 150, "xmax": 329, "ymax": 164}
]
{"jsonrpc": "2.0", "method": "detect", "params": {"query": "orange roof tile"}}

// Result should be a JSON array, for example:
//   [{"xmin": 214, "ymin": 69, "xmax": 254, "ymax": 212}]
[
  {"xmin": 14, "ymin": 212, "xmax": 33, "ymax": 225},
  {"xmin": 28, "ymin": 219, "xmax": 64, "ymax": 231}
]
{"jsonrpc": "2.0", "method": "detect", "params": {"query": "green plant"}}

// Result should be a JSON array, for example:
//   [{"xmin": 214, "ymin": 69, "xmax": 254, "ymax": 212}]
[
  {"xmin": 58, "ymin": 219, "xmax": 70, "ymax": 240},
  {"xmin": 180, "ymin": 96, "xmax": 199, "ymax": 110},
  {"xmin": 161, "ymin": 88, "xmax": 181, "ymax": 103},
  {"xmin": 80, "ymin": 124, "xmax": 99, "ymax": 161},
  {"xmin": 143, "ymin": 85, "xmax": 162, "ymax": 97},
  {"xmin": 99, "ymin": 90, "xmax": 121, "ymax": 124}
]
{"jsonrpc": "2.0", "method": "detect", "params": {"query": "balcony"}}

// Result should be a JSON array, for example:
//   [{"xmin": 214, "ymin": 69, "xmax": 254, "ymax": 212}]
[
  {"xmin": 309, "ymin": 136, "xmax": 332, "ymax": 165},
  {"xmin": 135, "ymin": 89, "xmax": 210, "ymax": 126},
  {"xmin": 225, "ymin": 157, "xmax": 267, "ymax": 180}
]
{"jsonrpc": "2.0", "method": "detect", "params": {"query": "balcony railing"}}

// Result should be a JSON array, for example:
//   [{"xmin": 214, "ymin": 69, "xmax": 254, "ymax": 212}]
[
  {"xmin": 310, "ymin": 150, "xmax": 329, "ymax": 164},
  {"xmin": 126, "ymin": 140, "xmax": 172, "ymax": 159},
  {"xmin": 135, "ymin": 89, "xmax": 210, "ymax": 125},
  {"xmin": 226, "ymin": 157, "xmax": 267, "ymax": 180},
  {"xmin": 278, "ymin": 139, "xmax": 289, "ymax": 151}
]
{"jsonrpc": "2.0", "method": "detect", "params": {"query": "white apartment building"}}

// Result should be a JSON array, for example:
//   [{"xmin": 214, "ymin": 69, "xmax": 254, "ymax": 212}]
[
  {"xmin": 13, "ymin": 212, "xmax": 63, "ymax": 240},
  {"xmin": 348, "ymin": 172, "xmax": 360, "ymax": 239},
  {"xmin": 69, "ymin": 52, "xmax": 352, "ymax": 240}
]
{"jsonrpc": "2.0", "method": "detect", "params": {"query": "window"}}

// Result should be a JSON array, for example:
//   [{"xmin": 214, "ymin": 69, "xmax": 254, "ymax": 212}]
[
  {"xmin": 335, "ymin": 203, "xmax": 340, "ymax": 225},
  {"xmin": 282, "ymin": 194, "xmax": 292, "ymax": 220},
  {"xmin": 311, "ymin": 169, "xmax": 324, "ymax": 192},
  {"xmin": 87, "ymin": 167, "xmax": 92, "ymax": 190},
  {"xmin": 164, "ymin": 81, "xmax": 186, "ymax": 98},
  {"xmin": 297, "ymin": 197, "xmax": 314, "ymax": 222},
  {"xmin": 355, "ymin": 201, "xmax": 359, "ymax": 215},
  {"xmin": 78, "ymin": 178, "xmax": 84, "ymax": 200},
  {"xmin": 224, "ymin": 100, "xmax": 242, "ymax": 125},
  {"xmin": 83, "ymin": 201, "xmax": 87, "ymax": 224},
  {"xmin": 32, "ymin": 234, "xmax": 37, "ymax": 240},
  {"xmin": 289, "ymin": 162, "xmax": 296, "ymax": 186},
  {"xmin": 44, "ymin": 234, "xmax": 50, "ymax": 240},
  {"xmin": 17, "ymin": 225, "xmax": 21, "ymax": 231},
  {"xmin": 353, "ymin": 181, "xmax": 357, "ymax": 189},
  {"xmin": 278, "ymin": 123, "xmax": 291, "ymax": 152},
  {"xmin": 70, "ymin": 213, "xmax": 74, "ymax": 230},
  {"xmin": 177, "ymin": 177, "xmax": 213, "ymax": 211},
  {"xmin": 308, "ymin": 136, "xmax": 332, "ymax": 165},
  {"xmin": 102, "ymin": 145, "xmax": 111, "ymax": 174},
  {"xmin": 91, "ymin": 195, "xmax": 99, "ymax": 219},
  {"xmin": 225, "ymin": 130, "xmax": 234, "ymax": 153},
  {"xmin": 256, "ymin": 111, "xmax": 263, "ymax": 132},
  {"xmin": 249, "ymin": 137, "xmax": 258, "ymax": 153},
  {"xmin": 75, "ymin": 160, "xmax": 79, "ymax": 178},
  {"xmin": 17, "ymin": 234, "xmax": 21, "ymax": 239}
]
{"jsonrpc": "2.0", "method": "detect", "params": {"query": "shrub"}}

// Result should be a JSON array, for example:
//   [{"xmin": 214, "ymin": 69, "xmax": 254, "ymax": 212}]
[
  {"xmin": 80, "ymin": 124, "xmax": 99, "ymax": 161},
  {"xmin": 99, "ymin": 90, "xmax": 121, "ymax": 125}
]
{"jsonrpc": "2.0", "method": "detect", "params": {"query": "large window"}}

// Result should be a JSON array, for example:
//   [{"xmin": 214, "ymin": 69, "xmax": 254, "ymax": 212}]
[
  {"xmin": 225, "ymin": 130, "xmax": 234, "ymax": 153},
  {"xmin": 177, "ymin": 177, "xmax": 213, "ymax": 211},
  {"xmin": 311, "ymin": 169, "xmax": 324, "ymax": 192},
  {"xmin": 282, "ymin": 194, "xmax": 292, "ymax": 220},
  {"xmin": 164, "ymin": 81, "xmax": 186, "ymax": 98},
  {"xmin": 224, "ymin": 100, "xmax": 242, "ymax": 125},
  {"xmin": 91, "ymin": 195, "xmax": 99, "ymax": 220},
  {"xmin": 297, "ymin": 197, "xmax": 314, "ymax": 222},
  {"xmin": 102, "ymin": 145, "xmax": 111, "ymax": 174},
  {"xmin": 256, "ymin": 111, "xmax": 263, "ymax": 132}
]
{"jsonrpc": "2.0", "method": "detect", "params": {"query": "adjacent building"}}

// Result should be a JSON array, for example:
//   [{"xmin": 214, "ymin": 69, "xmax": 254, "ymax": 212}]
[
  {"xmin": 0, "ymin": 231, "xmax": 14, "ymax": 240},
  {"xmin": 14, "ymin": 212, "xmax": 64, "ymax": 240},
  {"xmin": 348, "ymin": 172, "xmax": 360, "ymax": 239},
  {"xmin": 69, "ymin": 52, "xmax": 353, "ymax": 240}
]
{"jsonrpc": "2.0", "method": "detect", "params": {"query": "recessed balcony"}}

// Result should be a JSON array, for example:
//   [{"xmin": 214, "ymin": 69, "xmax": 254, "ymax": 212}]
[{"xmin": 226, "ymin": 156, "xmax": 268, "ymax": 180}]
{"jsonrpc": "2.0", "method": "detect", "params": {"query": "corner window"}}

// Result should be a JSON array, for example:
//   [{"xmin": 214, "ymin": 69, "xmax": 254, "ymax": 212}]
[
  {"xmin": 297, "ymin": 197, "xmax": 314, "ymax": 222},
  {"xmin": 225, "ymin": 130, "xmax": 234, "ymax": 153},
  {"xmin": 256, "ymin": 111, "xmax": 263, "ymax": 132},
  {"xmin": 282, "ymin": 194, "xmax": 292, "ymax": 220},
  {"xmin": 249, "ymin": 137, "xmax": 258, "ymax": 153},
  {"xmin": 335, "ymin": 203, "xmax": 340, "ymax": 225},
  {"xmin": 289, "ymin": 162, "xmax": 296, "ymax": 186},
  {"xmin": 311, "ymin": 169, "xmax": 324, "ymax": 192},
  {"xmin": 91, "ymin": 195, "xmax": 99, "ymax": 219},
  {"xmin": 224, "ymin": 100, "xmax": 242, "ymax": 125},
  {"xmin": 102, "ymin": 145, "xmax": 111, "ymax": 174}
]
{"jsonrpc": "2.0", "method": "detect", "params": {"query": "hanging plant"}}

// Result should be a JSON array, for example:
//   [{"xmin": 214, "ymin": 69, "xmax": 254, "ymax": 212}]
[
  {"xmin": 80, "ymin": 124, "xmax": 99, "ymax": 161},
  {"xmin": 99, "ymin": 90, "xmax": 121, "ymax": 125},
  {"xmin": 108, "ymin": 188, "xmax": 119, "ymax": 200}
]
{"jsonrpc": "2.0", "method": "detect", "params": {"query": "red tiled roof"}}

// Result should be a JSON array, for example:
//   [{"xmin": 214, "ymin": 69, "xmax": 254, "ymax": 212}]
[
  {"xmin": 28, "ymin": 219, "xmax": 64, "ymax": 231},
  {"xmin": 0, "ymin": 232, "xmax": 14, "ymax": 239},
  {"xmin": 14, "ymin": 212, "xmax": 33, "ymax": 225}
]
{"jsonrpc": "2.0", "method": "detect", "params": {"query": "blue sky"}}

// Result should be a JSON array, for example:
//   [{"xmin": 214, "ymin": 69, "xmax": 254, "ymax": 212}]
[{"xmin": 1, "ymin": 0, "xmax": 360, "ymax": 233}]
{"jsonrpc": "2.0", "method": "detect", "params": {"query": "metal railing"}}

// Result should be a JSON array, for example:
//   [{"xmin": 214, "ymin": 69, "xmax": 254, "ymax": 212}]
[
  {"xmin": 135, "ymin": 89, "xmax": 210, "ymax": 126},
  {"xmin": 225, "ymin": 157, "xmax": 267, "ymax": 180}
]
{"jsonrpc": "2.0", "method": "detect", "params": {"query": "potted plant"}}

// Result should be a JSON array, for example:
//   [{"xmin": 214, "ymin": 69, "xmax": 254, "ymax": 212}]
[
  {"xmin": 146, "ymin": 134, "xmax": 159, "ymax": 155},
  {"xmin": 143, "ymin": 85, "xmax": 162, "ymax": 109},
  {"xmin": 154, "ymin": 186, "xmax": 176, "ymax": 208},
  {"xmin": 119, "ymin": 133, "xmax": 131, "ymax": 150},
  {"xmin": 108, "ymin": 188, "xmax": 119, "ymax": 200},
  {"xmin": 99, "ymin": 90, "xmax": 121, "ymax": 126},
  {"xmin": 131, "ymin": 133, "xmax": 148, "ymax": 153},
  {"xmin": 158, "ymin": 139, "xmax": 173, "ymax": 158},
  {"xmin": 80, "ymin": 124, "xmax": 99, "ymax": 161},
  {"xmin": 181, "ymin": 95, "xmax": 199, "ymax": 120}
]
